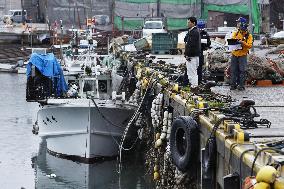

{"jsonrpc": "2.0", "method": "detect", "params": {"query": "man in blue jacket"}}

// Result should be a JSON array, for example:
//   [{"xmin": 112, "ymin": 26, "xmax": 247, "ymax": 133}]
[{"xmin": 184, "ymin": 17, "xmax": 201, "ymax": 87}]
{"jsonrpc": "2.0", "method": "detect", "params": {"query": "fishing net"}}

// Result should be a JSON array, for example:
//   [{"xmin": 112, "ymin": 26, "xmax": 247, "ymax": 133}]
[{"xmin": 247, "ymin": 54, "xmax": 284, "ymax": 82}]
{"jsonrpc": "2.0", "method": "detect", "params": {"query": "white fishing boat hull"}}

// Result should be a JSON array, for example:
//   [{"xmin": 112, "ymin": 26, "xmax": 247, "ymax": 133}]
[{"xmin": 37, "ymin": 99, "xmax": 136, "ymax": 160}]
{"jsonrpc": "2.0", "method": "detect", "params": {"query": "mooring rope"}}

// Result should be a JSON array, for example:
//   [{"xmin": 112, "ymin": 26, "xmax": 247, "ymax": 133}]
[{"xmin": 117, "ymin": 73, "xmax": 156, "ymax": 173}]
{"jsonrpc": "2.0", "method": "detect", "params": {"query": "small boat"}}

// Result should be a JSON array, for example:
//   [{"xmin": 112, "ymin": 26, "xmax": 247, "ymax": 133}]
[
  {"xmin": 37, "ymin": 98, "xmax": 136, "ymax": 161},
  {"xmin": 26, "ymin": 52, "xmax": 137, "ymax": 162},
  {"xmin": 0, "ymin": 63, "xmax": 15, "ymax": 72}
]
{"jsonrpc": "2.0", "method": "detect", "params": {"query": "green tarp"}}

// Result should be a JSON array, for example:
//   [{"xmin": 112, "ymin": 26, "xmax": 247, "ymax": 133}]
[
  {"xmin": 202, "ymin": 2, "xmax": 260, "ymax": 33},
  {"xmin": 114, "ymin": 0, "xmax": 261, "ymax": 33}
]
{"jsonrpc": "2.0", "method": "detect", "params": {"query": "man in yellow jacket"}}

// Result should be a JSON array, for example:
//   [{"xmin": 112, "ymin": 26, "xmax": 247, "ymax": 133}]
[{"xmin": 230, "ymin": 17, "xmax": 253, "ymax": 91}]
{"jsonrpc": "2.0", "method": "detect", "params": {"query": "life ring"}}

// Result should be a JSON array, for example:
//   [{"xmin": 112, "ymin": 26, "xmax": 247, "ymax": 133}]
[{"xmin": 170, "ymin": 116, "xmax": 199, "ymax": 172}]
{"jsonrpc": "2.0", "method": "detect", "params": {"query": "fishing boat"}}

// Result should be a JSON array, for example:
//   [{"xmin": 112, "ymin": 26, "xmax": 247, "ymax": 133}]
[{"xmin": 26, "ymin": 52, "xmax": 137, "ymax": 162}]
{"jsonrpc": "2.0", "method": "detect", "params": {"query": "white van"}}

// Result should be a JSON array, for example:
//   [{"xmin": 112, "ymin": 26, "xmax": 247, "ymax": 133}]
[
  {"xmin": 142, "ymin": 20, "xmax": 167, "ymax": 38},
  {"xmin": 3, "ymin": 10, "xmax": 27, "ymax": 24}
]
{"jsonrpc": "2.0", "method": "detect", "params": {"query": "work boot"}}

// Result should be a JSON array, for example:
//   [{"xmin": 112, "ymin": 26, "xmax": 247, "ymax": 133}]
[
  {"xmin": 237, "ymin": 86, "xmax": 245, "ymax": 91},
  {"xmin": 230, "ymin": 85, "xmax": 237, "ymax": 90}
]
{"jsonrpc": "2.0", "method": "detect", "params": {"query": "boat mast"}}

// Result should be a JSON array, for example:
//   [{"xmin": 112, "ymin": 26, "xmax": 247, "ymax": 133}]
[{"xmin": 75, "ymin": 0, "xmax": 81, "ymax": 29}]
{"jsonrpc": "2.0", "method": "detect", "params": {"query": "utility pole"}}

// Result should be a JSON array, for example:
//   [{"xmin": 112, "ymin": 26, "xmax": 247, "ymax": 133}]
[{"xmin": 76, "ymin": 1, "xmax": 81, "ymax": 29}]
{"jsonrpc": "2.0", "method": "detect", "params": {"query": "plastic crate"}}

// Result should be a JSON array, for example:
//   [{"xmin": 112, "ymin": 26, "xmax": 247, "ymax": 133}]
[{"xmin": 151, "ymin": 33, "xmax": 178, "ymax": 54}]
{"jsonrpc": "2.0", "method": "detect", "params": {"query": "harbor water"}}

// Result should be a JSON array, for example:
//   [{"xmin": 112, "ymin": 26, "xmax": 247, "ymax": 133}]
[{"xmin": 0, "ymin": 73, "xmax": 151, "ymax": 189}]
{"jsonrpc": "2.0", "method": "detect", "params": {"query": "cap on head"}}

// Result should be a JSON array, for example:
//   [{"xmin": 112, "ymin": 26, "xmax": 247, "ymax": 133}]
[
  {"xmin": 236, "ymin": 17, "xmax": 247, "ymax": 24},
  {"xmin": 236, "ymin": 17, "xmax": 248, "ymax": 30},
  {"xmin": 197, "ymin": 20, "xmax": 205, "ymax": 29}
]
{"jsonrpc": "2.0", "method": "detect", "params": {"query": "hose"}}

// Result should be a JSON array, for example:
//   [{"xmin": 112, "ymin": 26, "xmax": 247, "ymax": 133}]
[
  {"xmin": 239, "ymin": 149, "xmax": 255, "ymax": 186},
  {"xmin": 251, "ymin": 147, "xmax": 284, "ymax": 176},
  {"xmin": 91, "ymin": 98, "xmax": 125, "ymax": 129}
]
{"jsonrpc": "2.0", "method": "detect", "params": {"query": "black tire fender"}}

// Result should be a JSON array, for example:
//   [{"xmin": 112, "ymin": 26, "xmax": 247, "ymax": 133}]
[{"xmin": 170, "ymin": 116, "xmax": 199, "ymax": 172}]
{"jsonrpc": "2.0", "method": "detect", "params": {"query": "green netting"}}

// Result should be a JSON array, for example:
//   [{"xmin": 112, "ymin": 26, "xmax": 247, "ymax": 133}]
[
  {"xmin": 114, "ymin": 16, "xmax": 188, "ymax": 30},
  {"xmin": 202, "ymin": 3, "xmax": 260, "ymax": 33},
  {"xmin": 116, "ymin": 0, "xmax": 200, "ymax": 4},
  {"xmin": 160, "ymin": 0, "xmax": 200, "ymax": 5},
  {"xmin": 116, "ymin": 0, "xmax": 157, "ymax": 3},
  {"xmin": 114, "ymin": 16, "xmax": 144, "ymax": 30},
  {"xmin": 251, "ymin": 0, "xmax": 260, "ymax": 33},
  {"xmin": 114, "ymin": 1, "xmax": 260, "ymax": 33},
  {"xmin": 167, "ymin": 18, "xmax": 187, "ymax": 30},
  {"xmin": 202, "ymin": 4, "xmax": 249, "ymax": 18}
]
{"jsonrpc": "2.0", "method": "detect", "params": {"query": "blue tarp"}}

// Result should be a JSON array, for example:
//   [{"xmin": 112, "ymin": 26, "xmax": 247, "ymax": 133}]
[{"xmin": 26, "ymin": 53, "xmax": 68, "ymax": 96}]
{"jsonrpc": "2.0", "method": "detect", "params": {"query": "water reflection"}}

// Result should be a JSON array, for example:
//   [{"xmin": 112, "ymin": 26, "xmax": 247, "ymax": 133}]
[{"xmin": 33, "ymin": 140, "xmax": 152, "ymax": 189}]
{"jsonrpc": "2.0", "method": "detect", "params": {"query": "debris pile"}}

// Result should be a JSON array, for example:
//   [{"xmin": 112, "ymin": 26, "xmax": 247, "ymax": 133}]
[
  {"xmin": 206, "ymin": 48, "xmax": 230, "ymax": 73},
  {"xmin": 265, "ymin": 44, "xmax": 284, "ymax": 55},
  {"xmin": 247, "ymin": 54, "xmax": 284, "ymax": 83},
  {"xmin": 205, "ymin": 43, "xmax": 284, "ymax": 82},
  {"xmin": 261, "ymin": 36, "xmax": 284, "ymax": 46}
]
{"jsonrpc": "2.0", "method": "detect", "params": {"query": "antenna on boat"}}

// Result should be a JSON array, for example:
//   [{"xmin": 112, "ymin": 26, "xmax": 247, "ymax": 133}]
[
  {"xmin": 107, "ymin": 36, "xmax": 110, "ymax": 67},
  {"xmin": 88, "ymin": 26, "xmax": 99, "ymax": 99},
  {"xmin": 59, "ymin": 19, "xmax": 65, "ymax": 66}
]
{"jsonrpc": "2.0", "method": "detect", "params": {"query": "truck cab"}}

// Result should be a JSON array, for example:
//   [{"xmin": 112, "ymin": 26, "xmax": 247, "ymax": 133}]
[
  {"xmin": 3, "ymin": 10, "xmax": 27, "ymax": 24},
  {"xmin": 142, "ymin": 19, "xmax": 167, "ymax": 38}
]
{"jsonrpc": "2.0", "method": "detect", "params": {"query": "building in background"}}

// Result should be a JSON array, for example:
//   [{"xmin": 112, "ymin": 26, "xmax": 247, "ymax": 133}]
[{"xmin": 36, "ymin": 0, "xmax": 112, "ymax": 28}]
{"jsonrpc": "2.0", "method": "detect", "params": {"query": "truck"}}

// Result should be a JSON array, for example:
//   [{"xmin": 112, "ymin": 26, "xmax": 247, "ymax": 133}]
[
  {"xmin": 142, "ymin": 18, "xmax": 167, "ymax": 38},
  {"xmin": 3, "ymin": 10, "xmax": 27, "ymax": 24}
]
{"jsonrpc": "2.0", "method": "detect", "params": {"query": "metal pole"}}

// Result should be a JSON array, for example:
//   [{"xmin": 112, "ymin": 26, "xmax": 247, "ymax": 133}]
[
  {"xmin": 30, "ymin": 31, "xmax": 32, "ymax": 48},
  {"xmin": 21, "ymin": 0, "xmax": 24, "ymax": 24},
  {"xmin": 248, "ymin": 0, "xmax": 253, "ymax": 33},
  {"xmin": 201, "ymin": 0, "xmax": 204, "ymax": 19},
  {"xmin": 28, "ymin": 18, "xmax": 33, "ymax": 48},
  {"xmin": 37, "ymin": 0, "xmax": 40, "ymax": 22},
  {"xmin": 121, "ymin": 16, "xmax": 124, "ymax": 35},
  {"xmin": 157, "ymin": 0, "xmax": 160, "ymax": 17},
  {"xmin": 60, "ymin": 20, "xmax": 63, "ymax": 65},
  {"xmin": 248, "ymin": 0, "xmax": 254, "ymax": 52}
]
